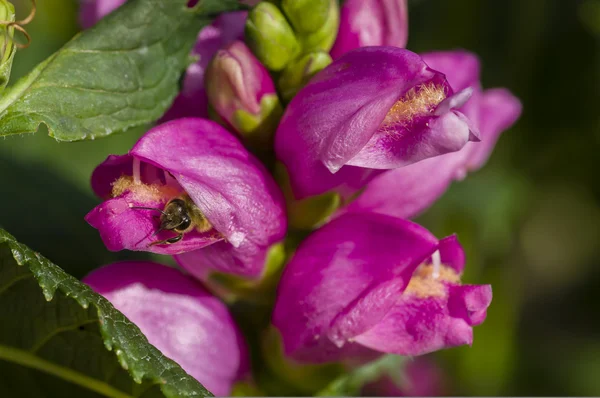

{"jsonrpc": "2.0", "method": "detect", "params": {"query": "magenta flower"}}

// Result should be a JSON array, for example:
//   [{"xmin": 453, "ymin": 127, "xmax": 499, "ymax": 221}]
[
  {"xmin": 204, "ymin": 40, "xmax": 281, "ymax": 141},
  {"xmin": 272, "ymin": 213, "xmax": 491, "ymax": 363},
  {"xmin": 344, "ymin": 50, "xmax": 522, "ymax": 219},
  {"xmin": 83, "ymin": 261, "xmax": 248, "ymax": 396},
  {"xmin": 85, "ymin": 118, "xmax": 286, "ymax": 278},
  {"xmin": 330, "ymin": 0, "xmax": 408, "ymax": 59},
  {"xmin": 79, "ymin": 0, "xmax": 247, "ymax": 121},
  {"xmin": 274, "ymin": 46, "xmax": 479, "ymax": 199}
]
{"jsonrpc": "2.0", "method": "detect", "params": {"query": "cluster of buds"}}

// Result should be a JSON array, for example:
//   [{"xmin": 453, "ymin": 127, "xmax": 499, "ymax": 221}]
[{"xmin": 80, "ymin": 0, "xmax": 521, "ymax": 395}]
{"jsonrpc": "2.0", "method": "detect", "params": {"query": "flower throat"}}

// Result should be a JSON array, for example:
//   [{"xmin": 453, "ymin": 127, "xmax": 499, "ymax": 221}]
[{"xmin": 382, "ymin": 82, "xmax": 446, "ymax": 129}]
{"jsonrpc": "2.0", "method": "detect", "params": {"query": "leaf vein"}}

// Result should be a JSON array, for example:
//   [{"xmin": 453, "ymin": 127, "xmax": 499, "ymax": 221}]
[{"xmin": 30, "ymin": 319, "xmax": 99, "ymax": 353}]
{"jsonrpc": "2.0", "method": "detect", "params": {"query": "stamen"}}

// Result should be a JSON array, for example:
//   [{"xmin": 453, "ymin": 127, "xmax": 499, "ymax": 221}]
[
  {"xmin": 381, "ymin": 82, "xmax": 446, "ymax": 130},
  {"xmin": 132, "ymin": 158, "xmax": 141, "ymax": 184},
  {"xmin": 404, "ymin": 263, "xmax": 461, "ymax": 298},
  {"xmin": 431, "ymin": 250, "xmax": 441, "ymax": 279},
  {"xmin": 111, "ymin": 175, "xmax": 180, "ymax": 202}
]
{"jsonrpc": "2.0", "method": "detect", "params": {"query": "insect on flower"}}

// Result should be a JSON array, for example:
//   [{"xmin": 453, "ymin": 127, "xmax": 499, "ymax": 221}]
[{"xmin": 131, "ymin": 195, "xmax": 212, "ymax": 246}]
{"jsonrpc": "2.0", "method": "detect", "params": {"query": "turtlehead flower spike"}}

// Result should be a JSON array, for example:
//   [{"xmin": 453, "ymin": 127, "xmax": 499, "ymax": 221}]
[
  {"xmin": 205, "ymin": 40, "xmax": 282, "ymax": 147},
  {"xmin": 272, "ymin": 213, "xmax": 491, "ymax": 363},
  {"xmin": 344, "ymin": 50, "xmax": 522, "ymax": 219},
  {"xmin": 275, "ymin": 46, "xmax": 479, "ymax": 199},
  {"xmin": 330, "ymin": 0, "xmax": 409, "ymax": 59},
  {"xmin": 83, "ymin": 262, "xmax": 249, "ymax": 396},
  {"xmin": 85, "ymin": 118, "xmax": 286, "ymax": 279}
]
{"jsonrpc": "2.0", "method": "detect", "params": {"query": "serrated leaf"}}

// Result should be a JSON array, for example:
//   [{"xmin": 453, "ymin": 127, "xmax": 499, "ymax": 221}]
[
  {"xmin": 0, "ymin": 0, "xmax": 244, "ymax": 142},
  {"xmin": 0, "ymin": 228, "xmax": 213, "ymax": 397}
]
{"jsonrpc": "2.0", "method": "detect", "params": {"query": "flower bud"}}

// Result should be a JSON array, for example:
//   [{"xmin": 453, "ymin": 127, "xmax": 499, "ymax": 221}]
[
  {"xmin": 0, "ymin": 0, "xmax": 16, "ymax": 90},
  {"xmin": 245, "ymin": 2, "xmax": 300, "ymax": 71},
  {"xmin": 205, "ymin": 40, "xmax": 283, "ymax": 147},
  {"xmin": 282, "ymin": 0, "xmax": 340, "ymax": 53},
  {"xmin": 281, "ymin": 0, "xmax": 329, "ymax": 34},
  {"xmin": 278, "ymin": 51, "xmax": 332, "ymax": 102}
]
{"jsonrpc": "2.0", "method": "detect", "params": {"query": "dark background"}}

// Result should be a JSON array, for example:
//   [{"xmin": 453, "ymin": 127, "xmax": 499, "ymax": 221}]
[{"xmin": 0, "ymin": 0, "xmax": 598, "ymax": 395}]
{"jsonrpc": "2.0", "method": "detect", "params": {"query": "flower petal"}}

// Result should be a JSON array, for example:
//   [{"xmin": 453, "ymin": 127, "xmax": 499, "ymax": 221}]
[
  {"xmin": 346, "ymin": 108, "xmax": 475, "ymax": 170},
  {"xmin": 341, "ymin": 151, "xmax": 466, "ymax": 219},
  {"xmin": 83, "ymin": 261, "xmax": 248, "ymax": 396},
  {"xmin": 353, "ymin": 284, "xmax": 492, "ymax": 356},
  {"xmin": 466, "ymin": 88, "xmax": 522, "ymax": 170},
  {"xmin": 343, "ymin": 51, "xmax": 521, "ymax": 219},
  {"xmin": 272, "ymin": 212, "xmax": 438, "ymax": 363},
  {"xmin": 422, "ymin": 50, "xmax": 481, "ymax": 93},
  {"xmin": 438, "ymin": 234, "xmax": 466, "ymax": 272},
  {"xmin": 330, "ymin": 0, "xmax": 409, "ymax": 59},
  {"xmin": 275, "ymin": 47, "xmax": 451, "ymax": 198},
  {"xmin": 131, "ymin": 118, "xmax": 286, "ymax": 275},
  {"xmin": 175, "ymin": 239, "xmax": 264, "ymax": 280}
]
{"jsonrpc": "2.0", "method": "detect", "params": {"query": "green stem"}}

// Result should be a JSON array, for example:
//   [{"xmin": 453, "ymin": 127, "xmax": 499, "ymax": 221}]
[{"xmin": 0, "ymin": 345, "xmax": 132, "ymax": 398}]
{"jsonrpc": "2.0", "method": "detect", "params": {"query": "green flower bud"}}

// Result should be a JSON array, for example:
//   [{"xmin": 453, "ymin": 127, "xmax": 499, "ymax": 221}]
[
  {"xmin": 205, "ymin": 41, "xmax": 284, "ymax": 150},
  {"xmin": 206, "ymin": 243, "xmax": 287, "ymax": 303},
  {"xmin": 278, "ymin": 51, "xmax": 332, "ymax": 102},
  {"xmin": 0, "ymin": 0, "xmax": 16, "ymax": 91},
  {"xmin": 245, "ymin": 2, "xmax": 300, "ymax": 71},
  {"xmin": 281, "ymin": 0, "xmax": 330, "ymax": 34},
  {"xmin": 233, "ymin": 94, "xmax": 284, "ymax": 149},
  {"xmin": 283, "ymin": 0, "xmax": 339, "ymax": 53}
]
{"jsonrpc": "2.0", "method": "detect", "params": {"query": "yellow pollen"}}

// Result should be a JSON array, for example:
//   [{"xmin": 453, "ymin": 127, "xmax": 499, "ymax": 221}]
[
  {"xmin": 381, "ymin": 83, "xmax": 446, "ymax": 129},
  {"xmin": 111, "ymin": 175, "xmax": 180, "ymax": 203},
  {"xmin": 404, "ymin": 263, "xmax": 461, "ymax": 298}
]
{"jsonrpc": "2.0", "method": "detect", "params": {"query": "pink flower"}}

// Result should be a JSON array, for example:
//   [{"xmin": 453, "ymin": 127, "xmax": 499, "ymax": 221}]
[
  {"xmin": 344, "ymin": 50, "xmax": 522, "ymax": 219},
  {"xmin": 84, "ymin": 261, "xmax": 249, "ymax": 395},
  {"xmin": 86, "ymin": 118, "xmax": 286, "ymax": 279},
  {"xmin": 275, "ymin": 46, "xmax": 479, "ymax": 199},
  {"xmin": 272, "ymin": 213, "xmax": 491, "ymax": 363}
]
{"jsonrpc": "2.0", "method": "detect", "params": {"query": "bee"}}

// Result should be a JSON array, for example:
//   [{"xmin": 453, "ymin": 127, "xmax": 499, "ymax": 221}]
[{"xmin": 131, "ymin": 195, "xmax": 211, "ymax": 246}]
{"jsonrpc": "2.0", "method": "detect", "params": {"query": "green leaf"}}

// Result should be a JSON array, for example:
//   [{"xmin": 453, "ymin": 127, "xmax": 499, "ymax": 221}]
[
  {"xmin": 317, "ymin": 355, "xmax": 406, "ymax": 396},
  {"xmin": 0, "ymin": 0, "xmax": 244, "ymax": 142},
  {"xmin": 0, "ymin": 229, "xmax": 212, "ymax": 397}
]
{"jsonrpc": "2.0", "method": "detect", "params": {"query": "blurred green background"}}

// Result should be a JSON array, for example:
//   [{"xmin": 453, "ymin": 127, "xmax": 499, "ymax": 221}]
[{"xmin": 0, "ymin": 0, "xmax": 598, "ymax": 395}]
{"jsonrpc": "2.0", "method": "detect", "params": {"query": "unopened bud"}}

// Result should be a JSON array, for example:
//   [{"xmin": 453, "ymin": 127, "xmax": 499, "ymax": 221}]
[
  {"xmin": 205, "ymin": 41, "xmax": 283, "ymax": 148},
  {"xmin": 278, "ymin": 51, "xmax": 332, "ymax": 102},
  {"xmin": 245, "ymin": 2, "xmax": 300, "ymax": 71},
  {"xmin": 0, "ymin": 0, "xmax": 16, "ymax": 90},
  {"xmin": 283, "ymin": 0, "xmax": 339, "ymax": 54},
  {"xmin": 281, "ymin": 0, "xmax": 330, "ymax": 34}
]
